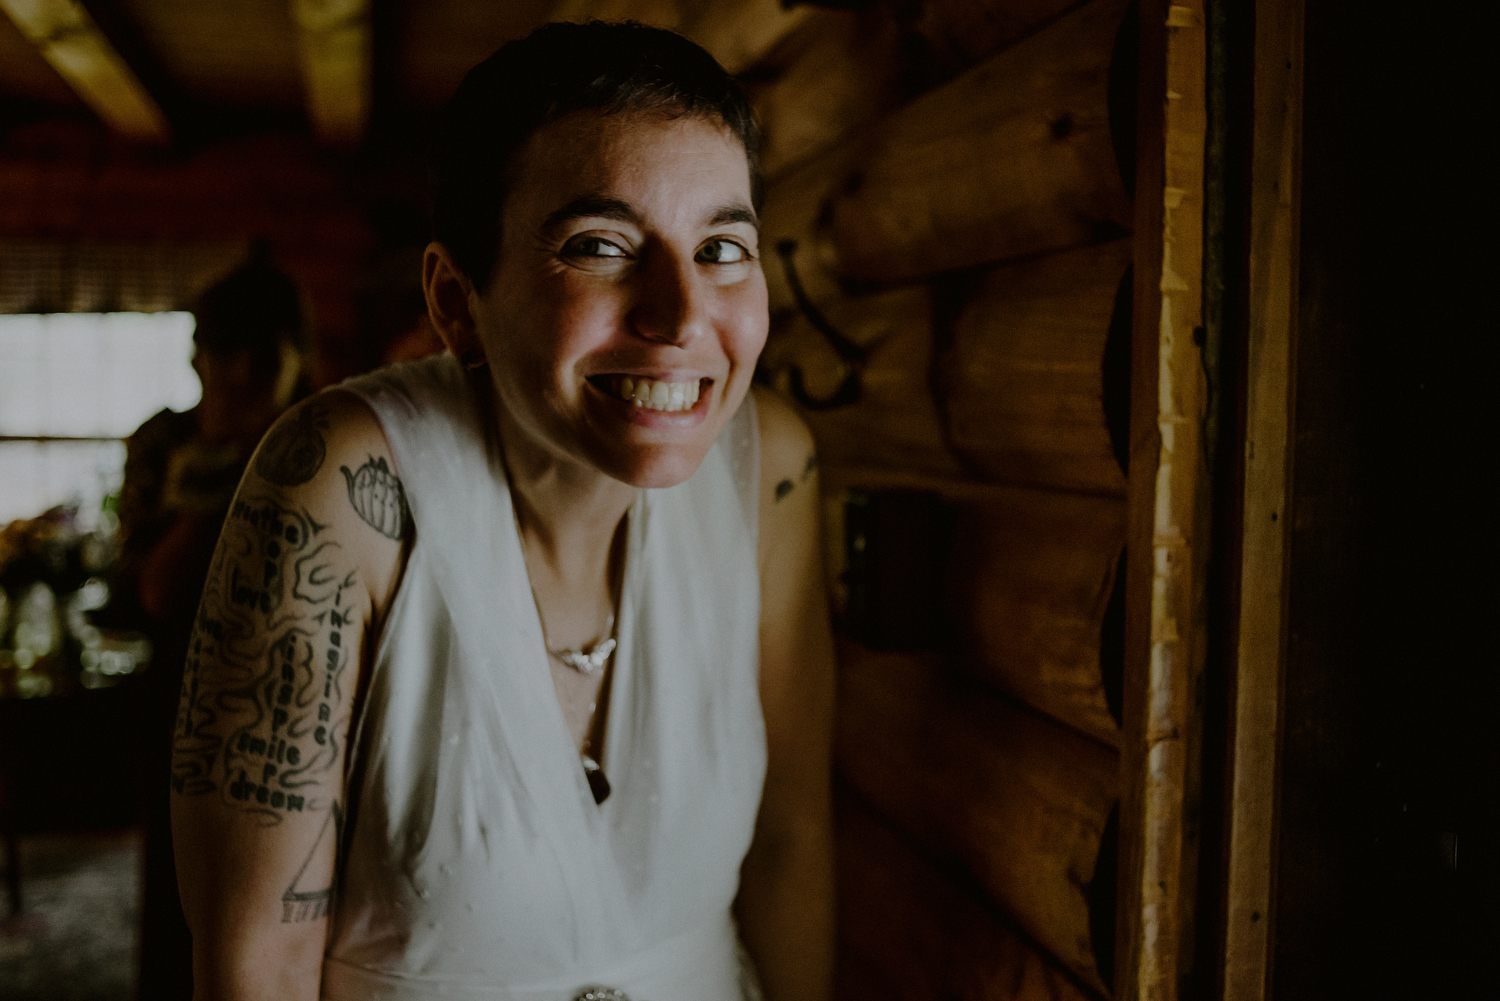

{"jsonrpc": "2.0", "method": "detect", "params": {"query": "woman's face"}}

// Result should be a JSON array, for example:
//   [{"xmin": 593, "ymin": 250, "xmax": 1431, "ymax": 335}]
[{"xmin": 471, "ymin": 108, "xmax": 768, "ymax": 490}]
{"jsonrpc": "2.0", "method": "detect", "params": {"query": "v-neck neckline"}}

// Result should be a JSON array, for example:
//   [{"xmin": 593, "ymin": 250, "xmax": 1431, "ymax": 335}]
[{"xmin": 497, "ymin": 464, "xmax": 645, "ymax": 821}]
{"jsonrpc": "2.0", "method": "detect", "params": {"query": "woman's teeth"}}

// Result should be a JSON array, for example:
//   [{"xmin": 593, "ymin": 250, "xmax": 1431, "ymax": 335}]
[{"xmin": 616, "ymin": 376, "xmax": 701, "ymax": 412}]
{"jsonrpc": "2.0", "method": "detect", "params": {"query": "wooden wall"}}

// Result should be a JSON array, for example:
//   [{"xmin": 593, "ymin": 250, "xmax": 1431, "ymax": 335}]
[{"xmin": 743, "ymin": 1, "xmax": 1136, "ymax": 996}]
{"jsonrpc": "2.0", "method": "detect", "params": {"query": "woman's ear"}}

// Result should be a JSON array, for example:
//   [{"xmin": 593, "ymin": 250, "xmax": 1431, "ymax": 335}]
[{"xmin": 423, "ymin": 242, "xmax": 485, "ymax": 363}]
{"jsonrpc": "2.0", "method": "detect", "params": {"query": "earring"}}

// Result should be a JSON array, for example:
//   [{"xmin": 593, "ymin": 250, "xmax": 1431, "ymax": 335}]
[{"xmin": 459, "ymin": 349, "xmax": 488, "ymax": 372}]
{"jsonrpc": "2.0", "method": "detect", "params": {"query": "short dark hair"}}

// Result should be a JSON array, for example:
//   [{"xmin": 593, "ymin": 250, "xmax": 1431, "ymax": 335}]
[{"xmin": 429, "ymin": 20, "xmax": 761, "ymax": 289}]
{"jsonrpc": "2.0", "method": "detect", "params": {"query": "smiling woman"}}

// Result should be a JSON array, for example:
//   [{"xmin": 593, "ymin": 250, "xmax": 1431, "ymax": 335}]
[{"xmin": 170, "ymin": 21, "xmax": 832, "ymax": 1001}]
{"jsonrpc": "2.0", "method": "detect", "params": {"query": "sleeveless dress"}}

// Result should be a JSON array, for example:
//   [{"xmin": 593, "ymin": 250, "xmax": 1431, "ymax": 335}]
[{"xmin": 324, "ymin": 355, "xmax": 767, "ymax": 1000}]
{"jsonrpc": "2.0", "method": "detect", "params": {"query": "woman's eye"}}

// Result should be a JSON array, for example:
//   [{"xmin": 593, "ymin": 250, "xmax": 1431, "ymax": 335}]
[
  {"xmin": 564, "ymin": 236, "xmax": 628, "ymax": 259},
  {"xmin": 696, "ymin": 239, "xmax": 748, "ymax": 264}
]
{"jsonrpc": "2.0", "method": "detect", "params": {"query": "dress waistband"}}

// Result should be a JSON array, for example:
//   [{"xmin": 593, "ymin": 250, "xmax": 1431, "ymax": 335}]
[{"xmin": 321, "ymin": 916, "xmax": 749, "ymax": 1001}]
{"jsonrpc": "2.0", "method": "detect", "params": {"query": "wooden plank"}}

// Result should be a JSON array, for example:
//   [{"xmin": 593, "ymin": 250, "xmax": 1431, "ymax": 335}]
[
  {"xmin": 760, "ymin": 0, "xmax": 1132, "ymax": 317},
  {"xmin": 741, "ymin": 7, "xmax": 913, "ymax": 180},
  {"xmin": 759, "ymin": 283, "xmax": 969, "ymax": 483},
  {"xmin": 907, "ymin": 0, "xmax": 1083, "ymax": 79},
  {"xmin": 0, "ymin": 0, "xmax": 169, "ymax": 142},
  {"xmin": 1221, "ymin": 0, "xmax": 1303, "ymax": 996},
  {"xmin": 677, "ymin": 0, "xmax": 814, "ymax": 75},
  {"xmin": 836, "ymin": 786, "xmax": 1099, "ymax": 1001},
  {"xmin": 290, "ymin": 0, "xmax": 372, "ymax": 146},
  {"xmin": 836, "ymin": 641, "xmax": 1118, "ymax": 993},
  {"xmin": 0, "ymin": 2, "xmax": 78, "ymax": 106},
  {"xmin": 1113, "ymin": 2, "xmax": 1210, "ymax": 999},
  {"xmin": 550, "ymin": 0, "xmax": 813, "ymax": 74},
  {"xmin": 945, "ymin": 491, "xmax": 1125, "ymax": 748},
  {"xmin": 941, "ymin": 239, "xmax": 1132, "ymax": 496}
]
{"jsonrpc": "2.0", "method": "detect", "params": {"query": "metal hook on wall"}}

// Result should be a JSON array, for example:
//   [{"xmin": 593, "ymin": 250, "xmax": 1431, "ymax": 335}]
[{"xmin": 775, "ymin": 238, "xmax": 865, "ymax": 411}]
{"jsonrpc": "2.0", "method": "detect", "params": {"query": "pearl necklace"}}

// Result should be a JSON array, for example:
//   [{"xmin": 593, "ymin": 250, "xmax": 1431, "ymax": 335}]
[{"xmin": 543, "ymin": 614, "xmax": 616, "ymax": 676}]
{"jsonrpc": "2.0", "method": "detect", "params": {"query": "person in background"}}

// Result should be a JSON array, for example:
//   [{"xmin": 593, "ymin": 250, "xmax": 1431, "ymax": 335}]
[{"xmin": 112, "ymin": 246, "xmax": 307, "ymax": 1001}]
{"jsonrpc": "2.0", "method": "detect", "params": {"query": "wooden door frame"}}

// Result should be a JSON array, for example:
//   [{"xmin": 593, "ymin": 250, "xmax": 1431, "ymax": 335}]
[{"xmin": 1115, "ymin": 0, "xmax": 1305, "ymax": 997}]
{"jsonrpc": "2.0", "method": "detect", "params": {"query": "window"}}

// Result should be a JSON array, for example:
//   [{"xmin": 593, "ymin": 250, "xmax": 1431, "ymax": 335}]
[{"xmin": 0, "ymin": 312, "xmax": 201, "ymax": 526}]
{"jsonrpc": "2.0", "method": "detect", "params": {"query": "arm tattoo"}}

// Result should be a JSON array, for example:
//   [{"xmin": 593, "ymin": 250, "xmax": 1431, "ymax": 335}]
[
  {"xmin": 774, "ymin": 454, "xmax": 818, "ymax": 503},
  {"xmin": 282, "ymin": 800, "xmax": 342, "ymax": 923},
  {"xmin": 171, "ymin": 492, "xmax": 356, "ymax": 826},
  {"xmin": 341, "ymin": 456, "xmax": 409, "ymax": 540},
  {"xmin": 255, "ymin": 405, "xmax": 329, "ymax": 486}
]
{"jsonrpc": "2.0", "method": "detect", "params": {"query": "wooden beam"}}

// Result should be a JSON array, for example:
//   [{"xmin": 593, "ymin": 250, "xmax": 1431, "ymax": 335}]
[
  {"xmin": 550, "ymin": 0, "xmax": 812, "ymax": 75},
  {"xmin": 290, "ymin": 0, "xmax": 371, "ymax": 146},
  {"xmin": 0, "ymin": 0, "xmax": 169, "ymax": 143},
  {"xmin": 1220, "ymin": 0, "xmax": 1303, "ymax": 996},
  {"xmin": 1114, "ymin": 1, "xmax": 1210, "ymax": 998}
]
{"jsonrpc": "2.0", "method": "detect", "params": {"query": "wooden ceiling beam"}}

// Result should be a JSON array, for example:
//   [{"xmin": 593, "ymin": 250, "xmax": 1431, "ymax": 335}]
[
  {"xmin": 290, "ymin": 0, "xmax": 371, "ymax": 146},
  {"xmin": 0, "ymin": 0, "xmax": 170, "ymax": 143},
  {"xmin": 550, "ymin": 0, "xmax": 812, "ymax": 75}
]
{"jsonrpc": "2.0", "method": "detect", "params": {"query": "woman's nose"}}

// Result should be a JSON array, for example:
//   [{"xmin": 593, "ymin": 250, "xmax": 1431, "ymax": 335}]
[{"xmin": 628, "ymin": 246, "xmax": 709, "ymax": 346}]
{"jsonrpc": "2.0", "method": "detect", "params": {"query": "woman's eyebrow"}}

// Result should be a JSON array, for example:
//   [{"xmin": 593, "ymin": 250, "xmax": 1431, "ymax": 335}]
[
  {"xmin": 542, "ymin": 194, "xmax": 640, "ymax": 232},
  {"xmin": 707, "ymin": 203, "xmax": 759, "ymax": 230}
]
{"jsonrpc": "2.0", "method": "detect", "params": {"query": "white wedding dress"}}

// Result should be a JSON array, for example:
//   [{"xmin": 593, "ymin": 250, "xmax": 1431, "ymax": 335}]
[{"xmin": 322, "ymin": 354, "xmax": 766, "ymax": 1000}]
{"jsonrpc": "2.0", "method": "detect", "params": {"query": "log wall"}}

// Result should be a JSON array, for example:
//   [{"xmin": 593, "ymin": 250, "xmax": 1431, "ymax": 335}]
[{"xmin": 741, "ymin": 0, "xmax": 1137, "ymax": 995}]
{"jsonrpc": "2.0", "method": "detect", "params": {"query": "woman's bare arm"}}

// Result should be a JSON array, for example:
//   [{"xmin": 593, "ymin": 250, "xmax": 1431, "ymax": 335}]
[
  {"xmin": 169, "ymin": 392, "xmax": 407, "ymax": 1000},
  {"xmin": 736, "ymin": 386, "xmax": 837, "ymax": 1001}
]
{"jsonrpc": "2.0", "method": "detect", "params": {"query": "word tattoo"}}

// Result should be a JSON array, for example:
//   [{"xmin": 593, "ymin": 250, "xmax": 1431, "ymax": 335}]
[
  {"xmin": 341, "ymin": 455, "xmax": 409, "ymax": 540},
  {"xmin": 255, "ymin": 405, "xmax": 329, "ymax": 486},
  {"xmin": 774, "ymin": 453, "xmax": 819, "ymax": 502},
  {"xmin": 282, "ymin": 800, "xmax": 342, "ymax": 923},
  {"xmin": 171, "ymin": 492, "xmax": 355, "ymax": 826}
]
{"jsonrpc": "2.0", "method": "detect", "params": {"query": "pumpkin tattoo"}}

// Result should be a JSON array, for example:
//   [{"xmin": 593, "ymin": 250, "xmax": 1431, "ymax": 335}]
[{"xmin": 341, "ymin": 456, "xmax": 409, "ymax": 540}]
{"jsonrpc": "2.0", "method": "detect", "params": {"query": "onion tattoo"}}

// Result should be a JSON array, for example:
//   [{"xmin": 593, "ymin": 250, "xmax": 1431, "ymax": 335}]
[
  {"xmin": 341, "ymin": 456, "xmax": 408, "ymax": 540},
  {"xmin": 256, "ymin": 405, "xmax": 328, "ymax": 486}
]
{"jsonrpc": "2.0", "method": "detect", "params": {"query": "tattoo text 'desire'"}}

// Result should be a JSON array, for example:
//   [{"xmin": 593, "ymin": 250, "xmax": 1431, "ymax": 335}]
[{"xmin": 171, "ymin": 493, "xmax": 355, "ymax": 826}]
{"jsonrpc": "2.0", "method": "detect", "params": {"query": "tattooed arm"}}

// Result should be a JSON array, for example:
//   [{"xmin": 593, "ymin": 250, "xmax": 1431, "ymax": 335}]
[
  {"xmin": 735, "ymin": 386, "xmax": 836, "ymax": 1001},
  {"xmin": 170, "ymin": 391, "xmax": 409, "ymax": 1000}
]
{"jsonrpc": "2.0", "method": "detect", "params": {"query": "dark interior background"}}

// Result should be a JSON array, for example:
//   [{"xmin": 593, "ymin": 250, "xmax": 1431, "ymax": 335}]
[{"xmin": 1273, "ymin": 1, "xmax": 1495, "ymax": 997}]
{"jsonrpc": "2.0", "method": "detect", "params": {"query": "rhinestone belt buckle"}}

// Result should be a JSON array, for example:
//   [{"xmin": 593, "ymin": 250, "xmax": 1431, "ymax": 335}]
[{"xmin": 572, "ymin": 989, "xmax": 632, "ymax": 1001}]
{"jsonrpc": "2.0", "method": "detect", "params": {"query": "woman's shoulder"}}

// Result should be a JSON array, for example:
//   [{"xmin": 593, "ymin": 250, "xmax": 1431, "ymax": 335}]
[
  {"xmin": 750, "ymin": 385, "xmax": 816, "ymax": 504},
  {"xmin": 339, "ymin": 352, "xmax": 465, "ymax": 409}
]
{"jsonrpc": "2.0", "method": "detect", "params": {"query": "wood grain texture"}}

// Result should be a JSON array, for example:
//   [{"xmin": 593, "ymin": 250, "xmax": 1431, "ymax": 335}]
[
  {"xmin": 1223, "ymin": 0, "xmax": 1303, "ymax": 996},
  {"xmin": 1113, "ymin": 1, "xmax": 1212, "ymax": 998},
  {"xmin": 945, "ymin": 489, "xmax": 1125, "ymax": 748},
  {"xmin": 759, "ymin": 0, "xmax": 1132, "ymax": 317},
  {"xmin": 676, "ymin": 0, "xmax": 814, "ymax": 76},
  {"xmin": 836, "ymin": 640, "xmax": 1118, "ymax": 993},
  {"xmin": 549, "ymin": 0, "xmax": 812, "ymax": 74},
  {"xmin": 907, "ymin": 0, "xmax": 1084, "ymax": 80},
  {"xmin": 836, "ymin": 786, "xmax": 1100, "ymax": 1001},
  {"xmin": 741, "ymin": 7, "xmax": 914, "ymax": 181},
  {"xmin": 759, "ymin": 283, "xmax": 969, "ymax": 483},
  {"xmin": 940, "ymin": 239, "xmax": 1131, "ymax": 496}
]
